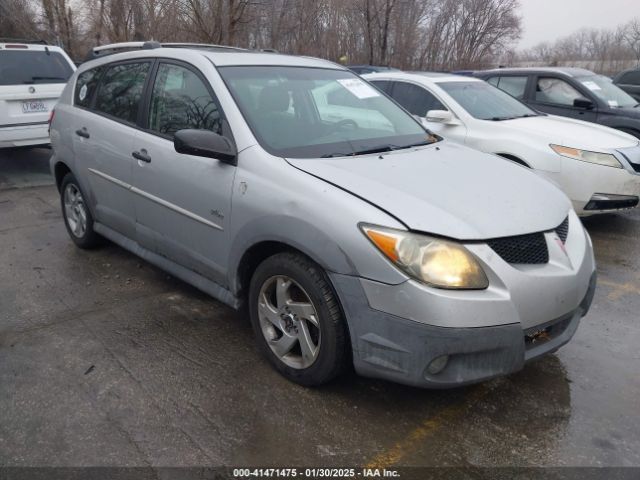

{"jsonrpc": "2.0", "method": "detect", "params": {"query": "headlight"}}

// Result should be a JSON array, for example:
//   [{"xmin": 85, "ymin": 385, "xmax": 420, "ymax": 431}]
[
  {"xmin": 550, "ymin": 144, "xmax": 622, "ymax": 168},
  {"xmin": 361, "ymin": 225, "xmax": 489, "ymax": 290}
]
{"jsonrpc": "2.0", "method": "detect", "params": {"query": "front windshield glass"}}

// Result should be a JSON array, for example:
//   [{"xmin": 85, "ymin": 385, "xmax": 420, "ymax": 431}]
[
  {"xmin": 218, "ymin": 66, "xmax": 435, "ymax": 158},
  {"xmin": 576, "ymin": 75, "xmax": 638, "ymax": 108},
  {"xmin": 438, "ymin": 81, "xmax": 538, "ymax": 120}
]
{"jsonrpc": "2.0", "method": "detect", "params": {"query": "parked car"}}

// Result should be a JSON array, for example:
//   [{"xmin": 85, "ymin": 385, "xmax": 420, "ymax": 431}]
[
  {"xmin": 475, "ymin": 67, "xmax": 640, "ymax": 140},
  {"xmin": 348, "ymin": 65, "xmax": 399, "ymax": 75},
  {"xmin": 50, "ymin": 44, "xmax": 596, "ymax": 388},
  {"xmin": 0, "ymin": 39, "xmax": 76, "ymax": 148},
  {"xmin": 365, "ymin": 71, "xmax": 640, "ymax": 214},
  {"xmin": 613, "ymin": 68, "xmax": 640, "ymax": 102}
]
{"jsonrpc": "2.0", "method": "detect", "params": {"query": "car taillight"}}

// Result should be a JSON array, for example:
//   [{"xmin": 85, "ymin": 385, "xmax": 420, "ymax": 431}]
[{"xmin": 48, "ymin": 109, "xmax": 55, "ymax": 135}]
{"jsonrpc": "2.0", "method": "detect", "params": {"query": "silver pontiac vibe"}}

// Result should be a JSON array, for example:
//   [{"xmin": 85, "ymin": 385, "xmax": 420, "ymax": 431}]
[{"xmin": 50, "ymin": 44, "xmax": 596, "ymax": 388}]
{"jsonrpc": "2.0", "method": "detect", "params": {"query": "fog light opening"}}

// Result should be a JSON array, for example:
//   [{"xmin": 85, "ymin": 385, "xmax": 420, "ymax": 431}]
[{"xmin": 426, "ymin": 355, "xmax": 449, "ymax": 376}]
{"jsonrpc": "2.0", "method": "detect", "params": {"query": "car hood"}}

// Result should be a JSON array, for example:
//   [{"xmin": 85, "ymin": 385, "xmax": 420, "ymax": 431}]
[
  {"xmin": 286, "ymin": 141, "xmax": 570, "ymax": 240},
  {"xmin": 501, "ymin": 115, "xmax": 639, "ymax": 150}
]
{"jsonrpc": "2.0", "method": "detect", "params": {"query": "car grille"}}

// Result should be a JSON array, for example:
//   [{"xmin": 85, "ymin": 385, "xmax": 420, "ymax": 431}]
[
  {"xmin": 487, "ymin": 217, "xmax": 569, "ymax": 265},
  {"xmin": 488, "ymin": 233, "xmax": 549, "ymax": 264},
  {"xmin": 555, "ymin": 216, "xmax": 569, "ymax": 243},
  {"xmin": 631, "ymin": 163, "xmax": 640, "ymax": 173}
]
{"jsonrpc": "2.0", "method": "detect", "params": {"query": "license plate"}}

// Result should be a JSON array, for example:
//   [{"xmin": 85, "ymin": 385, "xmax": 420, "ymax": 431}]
[{"xmin": 22, "ymin": 100, "xmax": 48, "ymax": 113}]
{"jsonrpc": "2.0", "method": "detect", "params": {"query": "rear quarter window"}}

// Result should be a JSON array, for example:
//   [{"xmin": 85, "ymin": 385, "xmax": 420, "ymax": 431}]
[{"xmin": 74, "ymin": 67, "xmax": 104, "ymax": 108}]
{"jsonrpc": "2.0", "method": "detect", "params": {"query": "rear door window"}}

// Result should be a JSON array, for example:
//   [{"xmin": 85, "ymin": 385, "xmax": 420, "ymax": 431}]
[
  {"xmin": 618, "ymin": 71, "xmax": 640, "ymax": 85},
  {"xmin": 0, "ymin": 50, "xmax": 73, "ymax": 86},
  {"xmin": 490, "ymin": 76, "xmax": 528, "ymax": 100},
  {"xmin": 535, "ymin": 77, "xmax": 582, "ymax": 106},
  {"xmin": 94, "ymin": 62, "xmax": 150, "ymax": 124},
  {"xmin": 369, "ymin": 80, "xmax": 393, "ymax": 94},
  {"xmin": 390, "ymin": 82, "xmax": 446, "ymax": 116}
]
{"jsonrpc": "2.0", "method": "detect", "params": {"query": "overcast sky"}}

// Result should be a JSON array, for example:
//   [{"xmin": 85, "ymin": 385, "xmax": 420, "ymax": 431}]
[{"xmin": 518, "ymin": 0, "xmax": 639, "ymax": 49}]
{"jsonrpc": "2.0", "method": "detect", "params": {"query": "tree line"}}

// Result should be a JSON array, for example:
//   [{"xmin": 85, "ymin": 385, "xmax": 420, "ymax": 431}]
[
  {"xmin": 518, "ymin": 19, "xmax": 640, "ymax": 76},
  {"xmin": 1, "ymin": 0, "xmax": 521, "ymax": 69}
]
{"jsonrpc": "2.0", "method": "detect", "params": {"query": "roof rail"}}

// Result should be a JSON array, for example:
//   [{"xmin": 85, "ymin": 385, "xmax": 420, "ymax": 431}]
[
  {"xmin": 0, "ymin": 38, "xmax": 49, "ymax": 45},
  {"xmin": 84, "ymin": 41, "xmax": 248, "ymax": 62}
]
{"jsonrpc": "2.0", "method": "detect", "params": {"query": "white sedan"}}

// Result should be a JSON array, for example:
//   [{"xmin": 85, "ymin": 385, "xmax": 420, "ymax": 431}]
[{"xmin": 364, "ymin": 72, "xmax": 640, "ymax": 215}]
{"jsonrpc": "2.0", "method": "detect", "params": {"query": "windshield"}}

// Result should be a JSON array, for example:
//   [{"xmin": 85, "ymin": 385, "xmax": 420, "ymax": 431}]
[
  {"xmin": 218, "ymin": 66, "xmax": 434, "ymax": 158},
  {"xmin": 0, "ymin": 50, "xmax": 74, "ymax": 86},
  {"xmin": 438, "ymin": 81, "xmax": 538, "ymax": 120},
  {"xmin": 577, "ymin": 75, "xmax": 638, "ymax": 108}
]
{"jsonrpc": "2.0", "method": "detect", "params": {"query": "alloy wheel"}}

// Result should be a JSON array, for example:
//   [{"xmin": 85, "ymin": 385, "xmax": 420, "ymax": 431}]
[{"xmin": 257, "ymin": 275, "xmax": 321, "ymax": 369}]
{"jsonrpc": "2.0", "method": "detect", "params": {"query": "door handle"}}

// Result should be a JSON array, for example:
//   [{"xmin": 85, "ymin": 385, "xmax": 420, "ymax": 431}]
[
  {"xmin": 75, "ymin": 127, "xmax": 90, "ymax": 139},
  {"xmin": 132, "ymin": 149, "xmax": 151, "ymax": 163}
]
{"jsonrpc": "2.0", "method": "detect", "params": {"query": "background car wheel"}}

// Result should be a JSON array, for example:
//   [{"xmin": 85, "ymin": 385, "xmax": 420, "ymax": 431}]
[
  {"xmin": 249, "ymin": 252, "xmax": 349, "ymax": 386},
  {"xmin": 60, "ymin": 172, "xmax": 101, "ymax": 249}
]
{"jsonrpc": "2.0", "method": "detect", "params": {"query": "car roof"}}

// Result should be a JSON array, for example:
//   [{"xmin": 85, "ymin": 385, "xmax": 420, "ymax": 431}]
[
  {"xmin": 477, "ymin": 66, "xmax": 595, "ymax": 77},
  {"xmin": 82, "ymin": 42, "xmax": 343, "ymax": 70},
  {"xmin": 364, "ymin": 71, "xmax": 483, "ymax": 84}
]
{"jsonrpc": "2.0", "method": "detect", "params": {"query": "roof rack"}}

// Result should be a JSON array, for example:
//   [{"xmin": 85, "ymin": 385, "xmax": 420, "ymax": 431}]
[
  {"xmin": 84, "ymin": 41, "xmax": 247, "ymax": 61},
  {"xmin": 0, "ymin": 38, "xmax": 49, "ymax": 45}
]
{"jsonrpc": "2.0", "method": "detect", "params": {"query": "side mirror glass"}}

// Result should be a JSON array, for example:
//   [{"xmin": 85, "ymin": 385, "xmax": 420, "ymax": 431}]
[
  {"xmin": 174, "ymin": 129, "xmax": 237, "ymax": 165},
  {"xmin": 573, "ymin": 97, "xmax": 595, "ymax": 110},
  {"xmin": 425, "ymin": 110, "xmax": 453, "ymax": 124}
]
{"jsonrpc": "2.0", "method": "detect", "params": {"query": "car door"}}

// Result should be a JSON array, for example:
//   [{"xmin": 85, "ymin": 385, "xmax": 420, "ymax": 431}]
[
  {"xmin": 77, "ymin": 60, "xmax": 151, "ymax": 239},
  {"xmin": 384, "ymin": 80, "xmax": 467, "ymax": 141},
  {"xmin": 131, "ymin": 60, "xmax": 236, "ymax": 285},
  {"xmin": 529, "ymin": 75, "xmax": 598, "ymax": 122}
]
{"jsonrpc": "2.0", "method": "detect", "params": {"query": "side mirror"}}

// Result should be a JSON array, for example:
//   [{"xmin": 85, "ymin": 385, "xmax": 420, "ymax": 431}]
[
  {"xmin": 425, "ymin": 109, "xmax": 453, "ymax": 124},
  {"xmin": 174, "ymin": 129, "xmax": 237, "ymax": 165},
  {"xmin": 573, "ymin": 97, "xmax": 595, "ymax": 110}
]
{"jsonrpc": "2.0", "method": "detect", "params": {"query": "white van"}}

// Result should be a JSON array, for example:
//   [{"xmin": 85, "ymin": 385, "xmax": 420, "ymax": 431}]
[{"xmin": 0, "ymin": 40, "xmax": 75, "ymax": 148}]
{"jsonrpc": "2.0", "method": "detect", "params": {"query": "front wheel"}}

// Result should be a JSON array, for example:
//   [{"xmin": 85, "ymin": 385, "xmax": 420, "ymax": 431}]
[
  {"xmin": 248, "ymin": 252, "xmax": 349, "ymax": 386},
  {"xmin": 60, "ymin": 172, "xmax": 102, "ymax": 249}
]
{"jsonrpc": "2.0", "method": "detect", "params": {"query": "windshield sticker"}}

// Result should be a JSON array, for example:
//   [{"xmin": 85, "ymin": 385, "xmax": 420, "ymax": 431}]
[
  {"xmin": 582, "ymin": 81, "xmax": 601, "ymax": 91},
  {"xmin": 79, "ymin": 84, "xmax": 88, "ymax": 101},
  {"xmin": 337, "ymin": 78, "xmax": 380, "ymax": 99},
  {"xmin": 608, "ymin": 100, "xmax": 619, "ymax": 107}
]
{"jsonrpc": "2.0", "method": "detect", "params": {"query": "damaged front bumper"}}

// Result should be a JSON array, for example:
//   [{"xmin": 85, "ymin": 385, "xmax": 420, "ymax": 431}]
[{"xmin": 330, "ymin": 271, "xmax": 597, "ymax": 389}]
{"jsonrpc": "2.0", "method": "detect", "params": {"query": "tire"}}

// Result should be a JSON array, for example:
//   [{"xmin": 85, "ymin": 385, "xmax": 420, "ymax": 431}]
[
  {"xmin": 248, "ymin": 252, "xmax": 349, "ymax": 386},
  {"xmin": 60, "ymin": 172, "xmax": 102, "ymax": 249}
]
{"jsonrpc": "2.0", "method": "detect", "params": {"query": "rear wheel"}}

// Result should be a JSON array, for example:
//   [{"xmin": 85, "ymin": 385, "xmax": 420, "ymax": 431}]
[
  {"xmin": 60, "ymin": 173, "xmax": 101, "ymax": 249},
  {"xmin": 248, "ymin": 252, "xmax": 349, "ymax": 386}
]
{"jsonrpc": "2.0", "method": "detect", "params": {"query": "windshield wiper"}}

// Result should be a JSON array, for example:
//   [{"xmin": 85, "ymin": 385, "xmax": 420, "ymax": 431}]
[
  {"xmin": 488, "ymin": 116, "xmax": 516, "ymax": 121},
  {"xmin": 23, "ymin": 76, "xmax": 67, "ymax": 84},
  {"xmin": 351, "ymin": 144, "xmax": 400, "ymax": 156}
]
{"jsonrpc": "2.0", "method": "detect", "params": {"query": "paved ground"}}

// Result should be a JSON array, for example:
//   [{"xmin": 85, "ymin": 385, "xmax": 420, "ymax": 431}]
[{"xmin": 1, "ymin": 148, "xmax": 639, "ymax": 470}]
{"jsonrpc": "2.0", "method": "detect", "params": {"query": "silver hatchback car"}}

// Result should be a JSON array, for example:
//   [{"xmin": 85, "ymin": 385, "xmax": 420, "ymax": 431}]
[{"xmin": 50, "ymin": 43, "xmax": 597, "ymax": 388}]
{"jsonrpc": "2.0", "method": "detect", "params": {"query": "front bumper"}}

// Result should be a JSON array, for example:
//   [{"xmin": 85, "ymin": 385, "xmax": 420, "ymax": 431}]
[{"xmin": 331, "ymin": 271, "xmax": 596, "ymax": 388}]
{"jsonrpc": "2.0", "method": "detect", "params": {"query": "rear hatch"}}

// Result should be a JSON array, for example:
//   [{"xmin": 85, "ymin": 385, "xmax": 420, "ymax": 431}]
[{"xmin": 0, "ymin": 46, "xmax": 74, "ymax": 128}]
